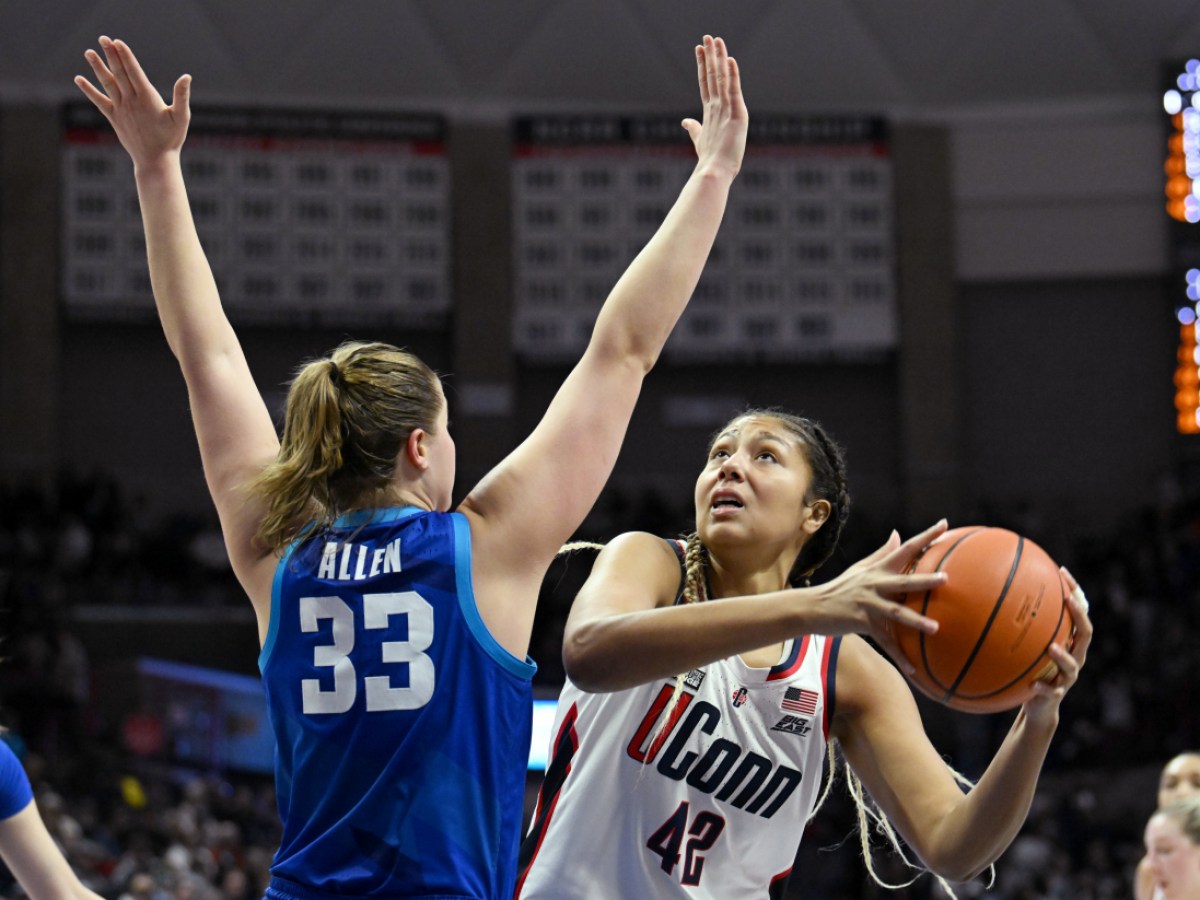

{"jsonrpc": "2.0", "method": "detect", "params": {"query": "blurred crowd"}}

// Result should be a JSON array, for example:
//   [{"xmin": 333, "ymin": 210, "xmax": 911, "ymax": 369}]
[
  {"xmin": 0, "ymin": 743, "xmax": 279, "ymax": 900},
  {"xmin": 0, "ymin": 468, "xmax": 1197, "ymax": 898}
]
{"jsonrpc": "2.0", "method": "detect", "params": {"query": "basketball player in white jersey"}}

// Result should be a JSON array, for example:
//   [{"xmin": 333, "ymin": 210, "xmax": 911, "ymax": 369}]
[{"xmin": 516, "ymin": 410, "xmax": 1091, "ymax": 898}]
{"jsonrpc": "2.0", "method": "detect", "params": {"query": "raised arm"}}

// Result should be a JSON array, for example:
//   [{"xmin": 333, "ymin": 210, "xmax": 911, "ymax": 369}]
[
  {"xmin": 834, "ymin": 576, "xmax": 1092, "ymax": 882},
  {"xmin": 75, "ymin": 39, "xmax": 279, "ymax": 621},
  {"xmin": 460, "ymin": 37, "xmax": 748, "ymax": 655}
]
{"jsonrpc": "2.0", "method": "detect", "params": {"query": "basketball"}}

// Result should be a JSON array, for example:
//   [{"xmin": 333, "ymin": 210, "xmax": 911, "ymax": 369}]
[{"xmin": 889, "ymin": 526, "xmax": 1074, "ymax": 714}]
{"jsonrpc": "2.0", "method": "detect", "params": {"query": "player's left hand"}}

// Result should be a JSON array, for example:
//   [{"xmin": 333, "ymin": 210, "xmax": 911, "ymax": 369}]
[{"xmin": 1022, "ymin": 566, "xmax": 1091, "ymax": 723}]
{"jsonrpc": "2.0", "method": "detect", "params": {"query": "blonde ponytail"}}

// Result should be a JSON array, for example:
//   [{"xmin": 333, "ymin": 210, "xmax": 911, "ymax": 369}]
[
  {"xmin": 251, "ymin": 357, "xmax": 345, "ymax": 551},
  {"xmin": 249, "ymin": 341, "xmax": 442, "ymax": 552}
]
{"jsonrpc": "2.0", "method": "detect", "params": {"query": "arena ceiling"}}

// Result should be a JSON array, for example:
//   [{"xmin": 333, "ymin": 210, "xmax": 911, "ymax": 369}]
[{"xmin": 1, "ymin": 0, "xmax": 1198, "ymax": 117}]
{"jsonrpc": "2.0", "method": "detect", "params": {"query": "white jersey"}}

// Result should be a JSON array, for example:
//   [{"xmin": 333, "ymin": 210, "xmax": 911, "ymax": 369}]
[{"xmin": 516, "ymin": 632, "xmax": 842, "ymax": 899}]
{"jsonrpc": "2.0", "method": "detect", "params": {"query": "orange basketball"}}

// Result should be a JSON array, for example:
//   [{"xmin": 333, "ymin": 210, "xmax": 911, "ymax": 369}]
[{"xmin": 889, "ymin": 526, "xmax": 1074, "ymax": 714}]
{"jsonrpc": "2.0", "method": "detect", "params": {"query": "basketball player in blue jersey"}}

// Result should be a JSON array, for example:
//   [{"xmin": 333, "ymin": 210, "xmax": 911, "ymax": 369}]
[
  {"xmin": 517, "ymin": 410, "xmax": 1093, "ymax": 899},
  {"xmin": 0, "ymin": 740, "xmax": 104, "ymax": 898},
  {"xmin": 75, "ymin": 33, "xmax": 748, "ymax": 900}
]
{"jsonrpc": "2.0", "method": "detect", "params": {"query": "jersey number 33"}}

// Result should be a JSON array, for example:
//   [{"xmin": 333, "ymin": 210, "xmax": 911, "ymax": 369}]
[{"xmin": 299, "ymin": 591, "xmax": 435, "ymax": 715}]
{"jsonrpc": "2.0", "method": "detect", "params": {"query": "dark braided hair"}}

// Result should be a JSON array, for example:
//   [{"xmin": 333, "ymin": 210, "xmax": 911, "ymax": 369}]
[
  {"xmin": 680, "ymin": 532, "xmax": 709, "ymax": 607},
  {"xmin": 781, "ymin": 413, "xmax": 850, "ymax": 583},
  {"xmin": 658, "ymin": 410, "xmax": 850, "ymax": 757},
  {"xmin": 674, "ymin": 413, "xmax": 965, "ymax": 895}
]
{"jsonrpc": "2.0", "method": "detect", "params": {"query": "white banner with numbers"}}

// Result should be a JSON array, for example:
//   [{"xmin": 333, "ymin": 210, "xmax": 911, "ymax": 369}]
[
  {"xmin": 512, "ymin": 115, "xmax": 895, "ymax": 363},
  {"xmin": 61, "ymin": 105, "xmax": 451, "ymax": 327}
]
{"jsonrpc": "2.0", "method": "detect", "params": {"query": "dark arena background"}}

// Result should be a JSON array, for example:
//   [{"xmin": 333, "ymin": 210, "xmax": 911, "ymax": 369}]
[{"xmin": 0, "ymin": 2, "xmax": 1197, "ymax": 897}]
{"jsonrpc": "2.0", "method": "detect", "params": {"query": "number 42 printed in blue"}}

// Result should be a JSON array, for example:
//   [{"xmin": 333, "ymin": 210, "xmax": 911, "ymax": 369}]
[{"xmin": 646, "ymin": 802, "xmax": 726, "ymax": 887}]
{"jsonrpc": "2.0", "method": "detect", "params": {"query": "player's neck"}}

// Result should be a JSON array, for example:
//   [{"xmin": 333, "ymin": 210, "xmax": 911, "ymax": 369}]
[{"xmin": 706, "ymin": 557, "xmax": 791, "ymax": 601}]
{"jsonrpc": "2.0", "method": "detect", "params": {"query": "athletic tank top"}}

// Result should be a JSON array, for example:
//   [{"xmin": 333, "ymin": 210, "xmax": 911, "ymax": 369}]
[
  {"xmin": 517, "ymin": 542, "xmax": 841, "ymax": 899},
  {"xmin": 260, "ymin": 507, "xmax": 536, "ymax": 900}
]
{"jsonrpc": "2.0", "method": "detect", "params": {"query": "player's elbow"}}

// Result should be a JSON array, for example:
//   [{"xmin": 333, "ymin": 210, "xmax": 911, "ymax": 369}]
[
  {"xmin": 587, "ymin": 328, "xmax": 663, "ymax": 377},
  {"xmin": 919, "ymin": 846, "xmax": 995, "ymax": 886},
  {"xmin": 562, "ymin": 624, "xmax": 622, "ymax": 693},
  {"xmin": 931, "ymin": 859, "xmax": 990, "ymax": 885}
]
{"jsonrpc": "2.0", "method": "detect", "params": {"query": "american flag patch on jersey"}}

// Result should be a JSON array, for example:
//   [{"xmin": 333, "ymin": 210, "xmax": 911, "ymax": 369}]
[{"xmin": 781, "ymin": 687, "xmax": 818, "ymax": 714}]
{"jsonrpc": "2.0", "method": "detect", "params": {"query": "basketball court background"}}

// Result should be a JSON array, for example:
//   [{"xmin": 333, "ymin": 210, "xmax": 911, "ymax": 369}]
[{"xmin": 0, "ymin": 2, "xmax": 1193, "ymax": 897}]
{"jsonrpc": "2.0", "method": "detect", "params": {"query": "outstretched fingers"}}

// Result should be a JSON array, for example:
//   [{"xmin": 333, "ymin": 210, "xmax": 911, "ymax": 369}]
[
  {"xmin": 683, "ymin": 40, "xmax": 707, "ymax": 142},
  {"xmin": 710, "ymin": 36, "xmax": 728, "ymax": 103},
  {"xmin": 113, "ymin": 39, "xmax": 154, "ymax": 94},
  {"xmin": 99, "ymin": 36, "xmax": 135, "ymax": 99},
  {"xmin": 694, "ymin": 42, "xmax": 709, "ymax": 104},
  {"xmin": 887, "ymin": 519, "xmax": 949, "ymax": 570},
  {"xmin": 857, "ymin": 529, "xmax": 901, "ymax": 568},
  {"xmin": 74, "ymin": 73, "xmax": 113, "ymax": 117},
  {"xmin": 703, "ymin": 35, "xmax": 720, "ymax": 106},
  {"xmin": 74, "ymin": 37, "xmax": 193, "ymax": 165},
  {"xmin": 726, "ymin": 56, "xmax": 746, "ymax": 118},
  {"xmin": 883, "ymin": 590, "xmax": 939, "ymax": 632},
  {"xmin": 83, "ymin": 48, "xmax": 119, "ymax": 101}
]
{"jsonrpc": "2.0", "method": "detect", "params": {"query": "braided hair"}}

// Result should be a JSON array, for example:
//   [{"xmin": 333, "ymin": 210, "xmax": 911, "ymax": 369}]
[
  {"xmin": 783, "ymin": 412, "xmax": 850, "ymax": 584},
  {"xmin": 661, "ymin": 410, "xmax": 849, "ymax": 737}
]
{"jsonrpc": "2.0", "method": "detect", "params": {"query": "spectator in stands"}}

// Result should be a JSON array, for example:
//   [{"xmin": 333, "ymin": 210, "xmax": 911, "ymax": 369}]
[{"xmin": 1137, "ymin": 753, "xmax": 1200, "ymax": 900}]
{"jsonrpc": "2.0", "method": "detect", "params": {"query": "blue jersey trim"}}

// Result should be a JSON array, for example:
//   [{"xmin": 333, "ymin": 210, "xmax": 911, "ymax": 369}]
[
  {"xmin": 825, "ymin": 635, "xmax": 842, "ymax": 727},
  {"xmin": 451, "ymin": 512, "xmax": 537, "ymax": 680},
  {"xmin": 333, "ymin": 506, "xmax": 425, "ymax": 529}
]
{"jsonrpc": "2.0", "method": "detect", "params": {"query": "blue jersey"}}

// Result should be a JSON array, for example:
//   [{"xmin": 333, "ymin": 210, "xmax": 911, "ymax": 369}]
[
  {"xmin": 259, "ymin": 507, "xmax": 536, "ymax": 900},
  {"xmin": 0, "ymin": 741, "xmax": 32, "ymax": 820}
]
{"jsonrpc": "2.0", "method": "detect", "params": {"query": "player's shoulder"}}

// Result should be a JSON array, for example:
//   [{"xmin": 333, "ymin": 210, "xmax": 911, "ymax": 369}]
[
  {"xmin": 602, "ymin": 530, "xmax": 682, "ymax": 555},
  {"xmin": 594, "ymin": 531, "xmax": 684, "ymax": 576}
]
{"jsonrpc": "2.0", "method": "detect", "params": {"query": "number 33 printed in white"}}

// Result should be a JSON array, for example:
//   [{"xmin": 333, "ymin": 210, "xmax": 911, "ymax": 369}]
[{"xmin": 300, "ymin": 592, "xmax": 435, "ymax": 714}]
